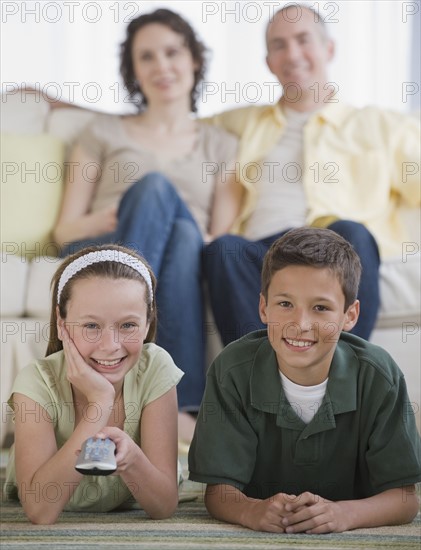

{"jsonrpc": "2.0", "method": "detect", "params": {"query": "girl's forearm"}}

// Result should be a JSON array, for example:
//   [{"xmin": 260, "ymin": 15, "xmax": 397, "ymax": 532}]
[
  {"xmin": 120, "ymin": 447, "xmax": 179, "ymax": 519},
  {"xmin": 19, "ymin": 408, "xmax": 112, "ymax": 524}
]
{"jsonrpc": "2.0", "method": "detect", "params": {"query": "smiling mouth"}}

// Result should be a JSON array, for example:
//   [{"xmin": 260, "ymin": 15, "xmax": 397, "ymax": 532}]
[
  {"xmin": 284, "ymin": 338, "xmax": 315, "ymax": 348},
  {"xmin": 93, "ymin": 358, "xmax": 125, "ymax": 368},
  {"xmin": 284, "ymin": 66, "xmax": 310, "ymax": 78},
  {"xmin": 154, "ymin": 79, "xmax": 175, "ymax": 87}
]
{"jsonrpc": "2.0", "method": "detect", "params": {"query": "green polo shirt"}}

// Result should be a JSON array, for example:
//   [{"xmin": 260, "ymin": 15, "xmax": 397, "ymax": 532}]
[{"xmin": 189, "ymin": 331, "xmax": 421, "ymax": 500}]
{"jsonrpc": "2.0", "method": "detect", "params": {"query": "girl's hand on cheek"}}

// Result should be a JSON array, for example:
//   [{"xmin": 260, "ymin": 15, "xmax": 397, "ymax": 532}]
[{"xmin": 62, "ymin": 326, "xmax": 115, "ymax": 404}]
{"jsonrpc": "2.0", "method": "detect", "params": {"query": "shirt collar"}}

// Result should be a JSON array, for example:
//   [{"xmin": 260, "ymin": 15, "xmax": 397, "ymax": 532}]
[
  {"xmin": 249, "ymin": 334, "xmax": 284, "ymax": 413},
  {"xmin": 261, "ymin": 102, "xmax": 285, "ymax": 127},
  {"xmin": 311, "ymin": 102, "xmax": 352, "ymax": 128},
  {"xmin": 267, "ymin": 100, "xmax": 351, "ymax": 130},
  {"xmin": 326, "ymin": 337, "xmax": 358, "ymax": 414}
]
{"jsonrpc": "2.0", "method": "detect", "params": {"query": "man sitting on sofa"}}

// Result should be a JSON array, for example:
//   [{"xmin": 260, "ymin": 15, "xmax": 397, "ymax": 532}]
[{"xmin": 204, "ymin": 3, "xmax": 420, "ymax": 345}]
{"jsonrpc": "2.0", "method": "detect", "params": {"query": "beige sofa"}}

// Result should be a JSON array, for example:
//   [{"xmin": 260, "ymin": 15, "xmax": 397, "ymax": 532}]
[{"xmin": 1, "ymin": 91, "xmax": 420, "ymax": 445}]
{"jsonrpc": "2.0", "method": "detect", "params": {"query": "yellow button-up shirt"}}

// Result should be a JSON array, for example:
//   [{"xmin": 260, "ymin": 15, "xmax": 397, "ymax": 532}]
[{"xmin": 207, "ymin": 102, "xmax": 420, "ymax": 258}]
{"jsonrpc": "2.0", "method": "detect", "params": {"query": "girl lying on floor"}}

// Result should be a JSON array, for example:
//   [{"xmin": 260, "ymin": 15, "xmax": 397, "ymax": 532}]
[{"xmin": 5, "ymin": 244, "xmax": 183, "ymax": 524}]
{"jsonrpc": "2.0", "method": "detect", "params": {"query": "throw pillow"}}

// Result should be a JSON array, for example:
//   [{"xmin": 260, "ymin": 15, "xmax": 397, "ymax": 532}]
[{"xmin": 1, "ymin": 133, "xmax": 64, "ymax": 258}]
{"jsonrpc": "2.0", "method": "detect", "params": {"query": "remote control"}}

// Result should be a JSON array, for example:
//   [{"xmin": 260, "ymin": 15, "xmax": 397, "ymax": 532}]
[{"xmin": 75, "ymin": 437, "xmax": 117, "ymax": 476}]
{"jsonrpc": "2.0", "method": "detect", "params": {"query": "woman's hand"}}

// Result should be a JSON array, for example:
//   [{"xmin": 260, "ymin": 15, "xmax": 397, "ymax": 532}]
[{"xmin": 61, "ymin": 326, "xmax": 115, "ymax": 406}]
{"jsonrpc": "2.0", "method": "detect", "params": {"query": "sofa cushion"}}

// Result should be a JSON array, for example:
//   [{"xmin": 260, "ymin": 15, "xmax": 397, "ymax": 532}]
[
  {"xmin": 1, "ymin": 316, "xmax": 51, "ymax": 446},
  {"xmin": 376, "ymin": 207, "xmax": 420, "ymax": 326},
  {"xmin": 1, "ymin": 133, "xmax": 64, "ymax": 258},
  {"xmin": 47, "ymin": 107, "xmax": 98, "ymax": 150},
  {"xmin": 26, "ymin": 256, "xmax": 64, "ymax": 318},
  {"xmin": 377, "ymin": 252, "xmax": 421, "ymax": 326},
  {"xmin": 0, "ymin": 254, "xmax": 28, "ymax": 316},
  {"xmin": 1, "ymin": 251, "xmax": 419, "ymax": 324},
  {"xmin": 0, "ymin": 91, "xmax": 49, "ymax": 134}
]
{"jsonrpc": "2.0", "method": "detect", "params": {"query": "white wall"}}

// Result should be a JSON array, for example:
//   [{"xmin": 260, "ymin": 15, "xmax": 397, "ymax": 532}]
[{"xmin": 1, "ymin": 1, "xmax": 419, "ymax": 115}]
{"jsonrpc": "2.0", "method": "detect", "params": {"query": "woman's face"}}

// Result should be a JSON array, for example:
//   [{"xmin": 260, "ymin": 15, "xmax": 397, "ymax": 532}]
[{"xmin": 131, "ymin": 23, "xmax": 197, "ymax": 108}]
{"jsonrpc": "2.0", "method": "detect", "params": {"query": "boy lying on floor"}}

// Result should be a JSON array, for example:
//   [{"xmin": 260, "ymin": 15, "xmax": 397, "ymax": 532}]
[{"xmin": 189, "ymin": 227, "xmax": 421, "ymax": 533}]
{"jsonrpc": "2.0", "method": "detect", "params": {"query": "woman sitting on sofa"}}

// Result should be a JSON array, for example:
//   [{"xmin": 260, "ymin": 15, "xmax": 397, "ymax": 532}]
[{"xmin": 53, "ymin": 8, "xmax": 241, "ymax": 445}]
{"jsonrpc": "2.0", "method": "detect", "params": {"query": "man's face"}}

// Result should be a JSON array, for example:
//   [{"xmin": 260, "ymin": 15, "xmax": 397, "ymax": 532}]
[{"xmin": 266, "ymin": 7, "xmax": 334, "ymax": 94}]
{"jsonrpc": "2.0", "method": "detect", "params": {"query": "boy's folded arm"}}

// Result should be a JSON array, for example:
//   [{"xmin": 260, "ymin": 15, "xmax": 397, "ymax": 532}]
[
  {"xmin": 204, "ymin": 483, "xmax": 294, "ymax": 533},
  {"xmin": 282, "ymin": 486, "xmax": 419, "ymax": 534},
  {"xmin": 205, "ymin": 484, "xmax": 419, "ymax": 534},
  {"xmin": 338, "ymin": 486, "xmax": 419, "ymax": 531},
  {"xmin": 205, "ymin": 483, "xmax": 252, "ymax": 527}
]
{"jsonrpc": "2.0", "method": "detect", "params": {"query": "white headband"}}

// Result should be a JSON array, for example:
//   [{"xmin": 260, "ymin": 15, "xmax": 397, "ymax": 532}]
[{"xmin": 57, "ymin": 250, "xmax": 153, "ymax": 306}]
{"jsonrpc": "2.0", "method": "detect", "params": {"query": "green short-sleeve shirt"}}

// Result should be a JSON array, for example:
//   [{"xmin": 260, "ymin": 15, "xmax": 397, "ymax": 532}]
[
  {"xmin": 188, "ymin": 331, "xmax": 421, "ymax": 500},
  {"xmin": 5, "ymin": 343, "xmax": 183, "ymax": 512}
]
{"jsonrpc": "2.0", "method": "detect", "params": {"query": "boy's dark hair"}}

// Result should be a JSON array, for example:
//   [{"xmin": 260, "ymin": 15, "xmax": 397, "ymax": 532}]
[
  {"xmin": 120, "ymin": 8, "xmax": 207, "ymax": 113},
  {"xmin": 261, "ymin": 227, "xmax": 361, "ymax": 310},
  {"xmin": 46, "ymin": 244, "xmax": 157, "ymax": 357}
]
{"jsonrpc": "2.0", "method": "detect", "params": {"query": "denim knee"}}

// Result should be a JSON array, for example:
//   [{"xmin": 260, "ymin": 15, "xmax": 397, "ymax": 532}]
[
  {"xmin": 203, "ymin": 235, "xmax": 244, "ymax": 271},
  {"xmin": 328, "ymin": 220, "xmax": 378, "ymax": 252},
  {"xmin": 171, "ymin": 218, "xmax": 203, "ymax": 257},
  {"xmin": 204, "ymin": 234, "xmax": 266, "ymax": 276},
  {"xmin": 120, "ymin": 172, "xmax": 177, "ymax": 208}
]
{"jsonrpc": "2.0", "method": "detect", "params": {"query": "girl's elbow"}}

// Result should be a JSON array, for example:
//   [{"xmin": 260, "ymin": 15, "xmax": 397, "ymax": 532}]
[
  {"xmin": 150, "ymin": 507, "xmax": 176, "ymax": 520},
  {"xmin": 149, "ymin": 500, "xmax": 178, "ymax": 520},
  {"xmin": 30, "ymin": 516, "xmax": 58, "ymax": 525},
  {"xmin": 150, "ymin": 491, "xmax": 179, "ymax": 519},
  {"xmin": 24, "ymin": 506, "xmax": 60, "ymax": 525}
]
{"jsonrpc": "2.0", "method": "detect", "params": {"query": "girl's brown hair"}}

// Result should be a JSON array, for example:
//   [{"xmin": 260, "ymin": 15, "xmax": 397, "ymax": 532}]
[{"xmin": 46, "ymin": 244, "xmax": 157, "ymax": 356}]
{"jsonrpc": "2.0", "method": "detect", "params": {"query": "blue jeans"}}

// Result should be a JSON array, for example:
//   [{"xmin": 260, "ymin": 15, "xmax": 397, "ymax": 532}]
[
  {"xmin": 61, "ymin": 173, "xmax": 205, "ymax": 410},
  {"xmin": 203, "ymin": 221, "xmax": 380, "ymax": 345}
]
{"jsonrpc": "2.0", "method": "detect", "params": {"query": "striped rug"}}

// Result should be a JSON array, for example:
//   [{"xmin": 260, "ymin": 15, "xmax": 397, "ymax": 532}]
[
  {"xmin": 1, "ymin": 479, "xmax": 420, "ymax": 550},
  {"xmin": 1, "ymin": 449, "xmax": 420, "ymax": 550}
]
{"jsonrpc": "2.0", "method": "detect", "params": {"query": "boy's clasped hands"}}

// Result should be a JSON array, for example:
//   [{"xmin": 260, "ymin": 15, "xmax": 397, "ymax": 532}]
[{"xmin": 250, "ymin": 491, "xmax": 347, "ymax": 534}]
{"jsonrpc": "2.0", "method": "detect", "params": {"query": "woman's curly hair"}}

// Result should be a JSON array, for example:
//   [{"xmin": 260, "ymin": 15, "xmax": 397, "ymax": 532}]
[{"xmin": 120, "ymin": 8, "xmax": 208, "ymax": 113}]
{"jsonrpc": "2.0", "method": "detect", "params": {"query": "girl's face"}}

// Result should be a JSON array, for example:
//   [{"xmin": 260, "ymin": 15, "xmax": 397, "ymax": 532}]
[
  {"xmin": 131, "ymin": 23, "xmax": 197, "ymax": 107},
  {"xmin": 59, "ymin": 277, "xmax": 150, "ymax": 387}
]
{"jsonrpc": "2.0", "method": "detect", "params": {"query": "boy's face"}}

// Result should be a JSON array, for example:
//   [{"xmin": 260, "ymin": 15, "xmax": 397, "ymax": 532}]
[{"xmin": 259, "ymin": 265, "xmax": 359, "ymax": 386}]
